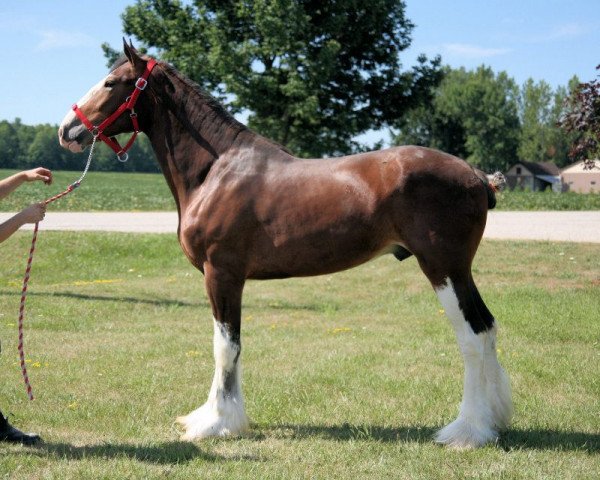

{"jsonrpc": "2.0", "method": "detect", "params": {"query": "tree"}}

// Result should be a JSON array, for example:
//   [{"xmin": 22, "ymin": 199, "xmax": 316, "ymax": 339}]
[
  {"xmin": 559, "ymin": 66, "xmax": 600, "ymax": 169},
  {"xmin": 392, "ymin": 66, "xmax": 467, "ymax": 158},
  {"xmin": 518, "ymin": 79, "xmax": 573, "ymax": 167},
  {"xmin": 0, "ymin": 121, "xmax": 20, "ymax": 169},
  {"xmin": 0, "ymin": 119, "xmax": 159, "ymax": 173},
  {"xmin": 518, "ymin": 79, "xmax": 553, "ymax": 162},
  {"xmin": 105, "ymin": 0, "xmax": 442, "ymax": 157},
  {"xmin": 26, "ymin": 125, "xmax": 63, "ymax": 169},
  {"xmin": 393, "ymin": 66, "xmax": 520, "ymax": 172}
]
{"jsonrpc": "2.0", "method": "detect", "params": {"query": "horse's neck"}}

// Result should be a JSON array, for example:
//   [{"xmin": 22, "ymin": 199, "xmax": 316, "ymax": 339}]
[{"xmin": 145, "ymin": 69, "xmax": 248, "ymax": 210}]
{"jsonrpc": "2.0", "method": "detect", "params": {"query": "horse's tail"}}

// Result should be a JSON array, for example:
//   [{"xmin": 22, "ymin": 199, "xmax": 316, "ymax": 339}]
[{"xmin": 474, "ymin": 169, "xmax": 506, "ymax": 210}]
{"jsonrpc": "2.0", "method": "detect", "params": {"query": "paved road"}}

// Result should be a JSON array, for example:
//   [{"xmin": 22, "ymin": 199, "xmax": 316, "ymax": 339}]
[{"xmin": 1, "ymin": 211, "xmax": 599, "ymax": 243}]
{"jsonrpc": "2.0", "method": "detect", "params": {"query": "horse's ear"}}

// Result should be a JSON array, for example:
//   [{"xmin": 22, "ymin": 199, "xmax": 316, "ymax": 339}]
[{"xmin": 123, "ymin": 37, "xmax": 144, "ymax": 70}]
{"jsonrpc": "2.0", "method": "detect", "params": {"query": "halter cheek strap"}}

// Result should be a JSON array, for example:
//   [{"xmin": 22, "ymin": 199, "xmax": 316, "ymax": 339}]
[{"xmin": 72, "ymin": 58, "xmax": 157, "ymax": 162}]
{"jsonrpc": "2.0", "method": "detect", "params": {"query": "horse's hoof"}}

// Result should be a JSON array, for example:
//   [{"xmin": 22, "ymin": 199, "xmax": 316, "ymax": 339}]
[
  {"xmin": 435, "ymin": 418, "xmax": 498, "ymax": 449},
  {"xmin": 176, "ymin": 404, "xmax": 249, "ymax": 441}
]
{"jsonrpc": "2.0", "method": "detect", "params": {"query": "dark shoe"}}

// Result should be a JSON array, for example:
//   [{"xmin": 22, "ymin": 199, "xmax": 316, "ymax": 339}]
[{"xmin": 0, "ymin": 421, "xmax": 41, "ymax": 445}]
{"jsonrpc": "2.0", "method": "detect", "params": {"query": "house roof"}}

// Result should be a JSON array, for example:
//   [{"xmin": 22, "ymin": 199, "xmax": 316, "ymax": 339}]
[
  {"xmin": 516, "ymin": 161, "xmax": 561, "ymax": 176},
  {"xmin": 537, "ymin": 174, "xmax": 561, "ymax": 184},
  {"xmin": 561, "ymin": 160, "xmax": 600, "ymax": 174}
]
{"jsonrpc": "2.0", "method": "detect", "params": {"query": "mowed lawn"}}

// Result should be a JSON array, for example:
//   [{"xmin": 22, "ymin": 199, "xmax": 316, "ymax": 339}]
[{"xmin": 0, "ymin": 232, "xmax": 598, "ymax": 479}]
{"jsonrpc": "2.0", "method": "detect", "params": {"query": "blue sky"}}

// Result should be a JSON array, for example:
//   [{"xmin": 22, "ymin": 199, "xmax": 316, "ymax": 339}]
[{"xmin": 1, "ymin": 0, "xmax": 599, "ymax": 129}]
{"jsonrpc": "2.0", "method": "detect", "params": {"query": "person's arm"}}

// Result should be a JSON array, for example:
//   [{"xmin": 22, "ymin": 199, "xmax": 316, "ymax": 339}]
[
  {"xmin": 0, "ymin": 168, "xmax": 53, "ymax": 200},
  {"xmin": 0, "ymin": 202, "xmax": 46, "ymax": 243}
]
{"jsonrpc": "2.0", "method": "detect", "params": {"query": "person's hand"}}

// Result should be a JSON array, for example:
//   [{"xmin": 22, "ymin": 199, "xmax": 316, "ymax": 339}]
[
  {"xmin": 20, "ymin": 202, "xmax": 47, "ymax": 224},
  {"xmin": 23, "ymin": 167, "xmax": 53, "ymax": 185}
]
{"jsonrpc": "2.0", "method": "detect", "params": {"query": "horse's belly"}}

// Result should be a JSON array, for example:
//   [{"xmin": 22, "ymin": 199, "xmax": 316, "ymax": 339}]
[{"xmin": 246, "ymin": 227, "xmax": 394, "ymax": 279}]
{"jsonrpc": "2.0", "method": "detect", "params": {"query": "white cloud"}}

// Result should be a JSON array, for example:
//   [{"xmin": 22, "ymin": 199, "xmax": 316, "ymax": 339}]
[
  {"xmin": 442, "ymin": 43, "xmax": 511, "ymax": 59},
  {"xmin": 533, "ymin": 22, "xmax": 589, "ymax": 42},
  {"xmin": 35, "ymin": 30, "xmax": 95, "ymax": 51}
]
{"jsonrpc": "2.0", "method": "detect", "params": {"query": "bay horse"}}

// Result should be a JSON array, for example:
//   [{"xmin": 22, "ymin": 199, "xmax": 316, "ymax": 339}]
[{"xmin": 58, "ymin": 42, "xmax": 512, "ymax": 448}]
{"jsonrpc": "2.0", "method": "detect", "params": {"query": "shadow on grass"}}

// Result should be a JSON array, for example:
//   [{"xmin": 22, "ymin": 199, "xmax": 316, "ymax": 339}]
[
  {"xmin": 268, "ymin": 423, "xmax": 600, "ymax": 452},
  {"xmin": 0, "ymin": 289, "xmax": 206, "ymax": 308},
  {"xmin": 29, "ymin": 440, "xmax": 259, "ymax": 464},
  {"xmin": 251, "ymin": 299, "xmax": 338, "ymax": 313},
  {"xmin": 500, "ymin": 428, "xmax": 600, "ymax": 453},
  {"xmin": 265, "ymin": 423, "xmax": 437, "ymax": 444},
  {"xmin": 0, "ymin": 289, "xmax": 329, "ymax": 312}
]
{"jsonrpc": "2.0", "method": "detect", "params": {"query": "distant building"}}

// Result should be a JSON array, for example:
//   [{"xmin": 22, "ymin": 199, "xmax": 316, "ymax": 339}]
[
  {"xmin": 505, "ymin": 161, "xmax": 561, "ymax": 191},
  {"xmin": 561, "ymin": 161, "xmax": 600, "ymax": 193}
]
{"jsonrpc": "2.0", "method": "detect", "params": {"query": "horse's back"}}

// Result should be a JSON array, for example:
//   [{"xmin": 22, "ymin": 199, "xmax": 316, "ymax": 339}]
[
  {"xmin": 326, "ymin": 145, "xmax": 489, "ymax": 224},
  {"xmin": 316, "ymin": 145, "xmax": 484, "ymax": 196}
]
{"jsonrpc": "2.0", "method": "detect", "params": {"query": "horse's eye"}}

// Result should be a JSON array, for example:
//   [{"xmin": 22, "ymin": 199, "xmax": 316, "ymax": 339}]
[{"xmin": 104, "ymin": 80, "xmax": 117, "ymax": 89}]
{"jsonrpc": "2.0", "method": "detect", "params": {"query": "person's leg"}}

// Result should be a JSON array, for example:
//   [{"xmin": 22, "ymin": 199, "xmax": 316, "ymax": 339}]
[{"xmin": 0, "ymin": 409, "xmax": 41, "ymax": 445}]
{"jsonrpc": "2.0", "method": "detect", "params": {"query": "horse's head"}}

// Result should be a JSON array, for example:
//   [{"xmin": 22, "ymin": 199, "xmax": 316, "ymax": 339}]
[{"xmin": 58, "ymin": 40, "xmax": 152, "ymax": 154}]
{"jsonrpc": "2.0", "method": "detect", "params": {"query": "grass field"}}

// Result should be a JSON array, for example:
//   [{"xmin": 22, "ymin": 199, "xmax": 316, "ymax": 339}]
[
  {"xmin": 0, "ymin": 170, "xmax": 176, "ymax": 212},
  {"xmin": 2, "ymin": 169, "xmax": 600, "ymax": 212},
  {"xmin": 0, "ymin": 232, "xmax": 598, "ymax": 479}
]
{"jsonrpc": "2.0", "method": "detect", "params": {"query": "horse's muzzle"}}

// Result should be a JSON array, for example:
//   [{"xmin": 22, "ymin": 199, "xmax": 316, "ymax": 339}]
[{"xmin": 58, "ymin": 120, "xmax": 90, "ymax": 153}]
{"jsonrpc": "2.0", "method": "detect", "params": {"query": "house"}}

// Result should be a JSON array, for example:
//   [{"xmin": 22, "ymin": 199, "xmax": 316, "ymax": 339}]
[
  {"xmin": 561, "ymin": 160, "xmax": 600, "ymax": 193},
  {"xmin": 505, "ymin": 161, "xmax": 561, "ymax": 191}
]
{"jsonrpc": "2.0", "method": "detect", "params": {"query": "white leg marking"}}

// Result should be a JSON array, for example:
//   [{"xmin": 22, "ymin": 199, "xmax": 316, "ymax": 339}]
[
  {"xmin": 177, "ymin": 318, "xmax": 250, "ymax": 440},
  {"xmin": 434, "ymin": 278, "xmax": 512, "ymax": 448}
]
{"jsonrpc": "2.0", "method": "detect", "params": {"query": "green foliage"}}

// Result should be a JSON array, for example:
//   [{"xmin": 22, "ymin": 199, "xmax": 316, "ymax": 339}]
[
  {"xmin": 518, "ymin": 79, "xmax": 577, "ymax": 167},
  {"xmin": 518, "ymin": 79, "xmax": 554, "ymax": 162},
  {"xmin": 560, "ymin": 67, "xmax": 600, "ymax": 169},
  {"xmin": 441, "ymin": 67, "xmax": 520, "ymax": 172},
  {"xmin": 0, "ymin": 122, "xmax": 19, "ymax": 168},
  {"xmin": 0, "ymin": 119, "xmax": 159, "ymax": 173},
  {"xmin": 394, "ymin": 66, "xmax": 521, "ymax": 172},
  {"xmin": 112, "ymin": 0, "xmax": 442, "ymax": 157},
  {"xmin": 393, "ymin": 67, "xmax": 581, "ymax": 173},
  {"xmin": 495, "ymin": 189, "xmax": 600, "ymax": 211},
  {"xmin": 0, "ymin": 169, "xmax": 174, "ymax": 211}
]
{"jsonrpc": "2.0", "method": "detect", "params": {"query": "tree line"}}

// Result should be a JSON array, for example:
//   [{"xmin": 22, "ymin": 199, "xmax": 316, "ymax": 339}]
[
  {"xmin": 0, "ymin": 0, "xmax": 589, "ymax": 173},
  {"xmin": 0, "ymin": 119, "xmax": 159, "ymax": 173},
  {"xmin": 393, "ymin": 67, "xmax": 579, "ymax": 172}
]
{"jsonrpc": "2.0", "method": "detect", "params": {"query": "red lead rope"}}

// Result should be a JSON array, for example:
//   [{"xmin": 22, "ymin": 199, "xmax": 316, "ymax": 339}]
[
  {"xmin": 17, "ymin": 137, "xmax": 97, "ymax": 400},
  {"xmin": 18, "ymin": 59, "xmax": 156, "ymax": 400},
  {"xmin": 18, "ymin": 186, "xmax": 80, "ymax": 400}
]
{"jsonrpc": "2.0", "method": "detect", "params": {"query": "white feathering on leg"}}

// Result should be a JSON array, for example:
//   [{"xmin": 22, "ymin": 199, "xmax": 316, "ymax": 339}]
[
  {"xmin": 434, "ymin": 278, "xmax": 512, "ymax": 448},
  {"xmin": 177, "ymin": 318, "xmax": 249, "ymax": 440}
]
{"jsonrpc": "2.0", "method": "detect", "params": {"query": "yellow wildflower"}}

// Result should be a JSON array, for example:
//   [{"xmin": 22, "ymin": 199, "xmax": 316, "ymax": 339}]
[{"xmin": 330, "ymin": 327, "xmax": 352, "ymax": 334}]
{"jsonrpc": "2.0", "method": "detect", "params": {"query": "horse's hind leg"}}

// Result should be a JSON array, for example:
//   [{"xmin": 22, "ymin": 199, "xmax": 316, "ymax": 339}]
[
  {"xmin": 421, "ymin": 263, "xmax": 512, "ymax": 448},
  {"xmin": 177, "ymin": 265, "xmax": 250, "ymax": 440}
]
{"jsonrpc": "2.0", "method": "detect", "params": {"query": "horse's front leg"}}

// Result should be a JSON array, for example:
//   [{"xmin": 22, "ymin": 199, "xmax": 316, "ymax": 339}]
[{"xmin": 177, "ymin": 264, "xmax": 250, "ymax": 440}]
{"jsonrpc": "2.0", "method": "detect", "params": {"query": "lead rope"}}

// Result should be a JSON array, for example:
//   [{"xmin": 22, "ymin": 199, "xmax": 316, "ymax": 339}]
[{"xmin": 18, "ymin": 135, "xmax": 97, "ymax": 400}]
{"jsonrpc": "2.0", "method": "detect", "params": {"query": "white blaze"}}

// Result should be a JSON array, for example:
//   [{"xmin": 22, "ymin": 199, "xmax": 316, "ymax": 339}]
[{"xmin": 60, "ymin": 75, "xmax": 108, "ymax": 130}]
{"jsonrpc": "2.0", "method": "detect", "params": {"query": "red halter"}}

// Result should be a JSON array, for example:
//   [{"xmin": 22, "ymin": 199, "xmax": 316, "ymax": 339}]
[{"xmin": 72, "ymin": 58, "xmax": 157, "ymax": 162}]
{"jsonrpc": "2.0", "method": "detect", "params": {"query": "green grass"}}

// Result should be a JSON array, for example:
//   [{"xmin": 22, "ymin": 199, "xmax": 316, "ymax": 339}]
[
  {"xmin": 2, "ymin": 169, "xmax": 600, "ymax": 212},
  {"xmin": 495, "ymin": 189, "xmax": 600, "ymax": 210},
  {"xmin": 0, "ymin": 170, "xmax": 175, "ymax": 212},
  {"xmin": 0, "ymin": 232, "xmax": 598, "ymax": 478}
]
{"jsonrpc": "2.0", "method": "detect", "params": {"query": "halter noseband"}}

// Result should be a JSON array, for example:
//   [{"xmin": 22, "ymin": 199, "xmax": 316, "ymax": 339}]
[{"xmin": 72, "ymin": 58, "xmax": 157, "ymax": 162}]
